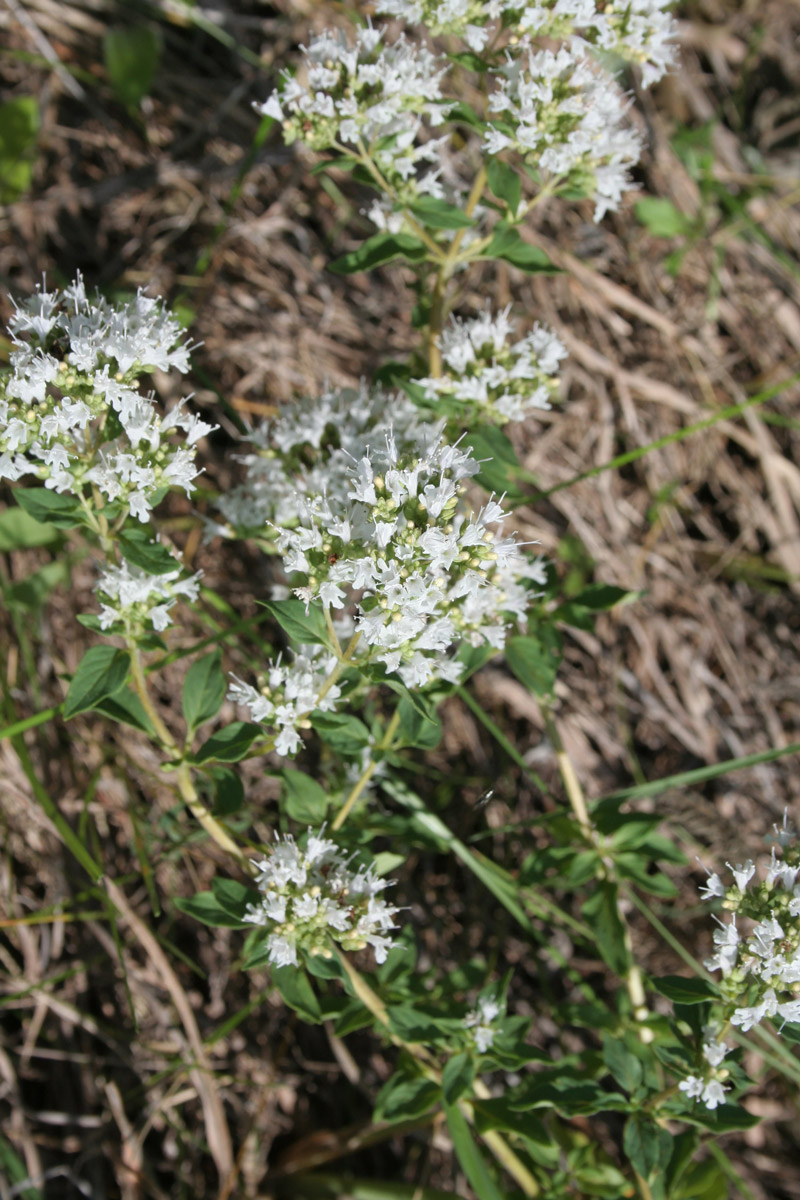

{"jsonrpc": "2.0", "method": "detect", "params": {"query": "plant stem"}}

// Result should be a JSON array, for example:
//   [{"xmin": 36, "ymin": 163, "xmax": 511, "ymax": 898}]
[
  {"xmin": 126, "ymin": 640, "xmax": 247, "ymax": 866},
  {"xmin": 338, "ymin": 956, "xmax": 539, "ymax": 1197},
  {"xmin": 427, "ymin": 163, "xmax": 488, "ymax": 376},
  {"xmin": 543, "ymin": 705, "xmax": 653, "ymax": 1041},
  {"xmin": 331, "ymin": 707, "xmax": 402, "ymax": 831}
]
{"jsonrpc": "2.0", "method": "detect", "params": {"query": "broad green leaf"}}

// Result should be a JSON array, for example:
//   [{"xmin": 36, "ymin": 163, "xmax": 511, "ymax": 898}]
[
  {"xmin": 442, "ymin": 1052, "xmax": 475, "ymax": 1105},
  {"xmin": 395, "ymin": 692, "xmax": 442, "ymax": 749},
  {"xmin": 15, "ymin": 488, "xmax": 85, "ymax": 530},
  {"xmin": 634, "ymin": 197, "xmax": 694, "ymax": 238},
  {"xmin": 182, "ymin": 650, "xmax": 226, "ymax": 732},
  {"xmin": 478, "ymin": 225, "xmax": 559, "ymax": 274},
  {"xmin": 118, "ymin": 526, "xmax": 180, "ymax": 575},
  {"xmin": 486, "ymin": 159, "xmax": 521, "ymax": 216},
  {"xmin": 310, "ymin": 710, "xmax": 371, "ymax": 754},
  {"xmin": 194, "ymin": 721, "xmax": 261, "ymax": 764},
  {"xmin": 0, "ymin": 96, "xmax": 39, "ymax": 204},
  {"xmin": 472, "ymin": 1099, "xmax": 560, "ymax": 1168},
  {"xmin": 211, "ymin": 877, "xmax": 260, "ymax": 921},
  {"xmin": 443, "ymin": 1101, "xmax": 508, "ymax": 1200},
  {"xmin": 565, "ymin": 583, "xmax": 639, "ymax": 612},
  {"xmin": 211, "ymin": 767, "xmax": 245, "ymax": 816},
  {"xmin": 680, "ymin": 1102, "xmax": 759, "ymax": 1133},
  {"xmin": 270, "ymin": 965, "xmax": 323, "ymax": 1022},
  {"xmin": 104, "ymin": 25, "xmax": 162, "ymax": 108},
  {"xmin": 581, "ymin": 882, "xmax": 631, "ymax": 976},
  {"xmin": 282, "ymin": 768, "xmax": 329, "ymax": 823},
  {"xmin": 673, "ymin": 1158, "xmax": 729, "ymax": 1200},
  {"xmin": 174, "ymin": 892, "xmax": 246, "ymax": 927},
  {"xmin": 328, "ymin": 232, "xmax": 428, "ymax": 275},
  {"xmin": 510, "ymin": 1077, "xmax": 630, "ymax": 1116},
  {"xmin": 94, "ymin": 685, "xmax": 156, "ymax": 735},
  {"xmin": 602, "ymin": 1035, "xmax": 643, "ymax": 1095},
  {"xmin": 651, "ymin": 976, "xmax": 720, "ymax": 1005},
  {"xmin": 407, "ymin": 196, "xmax": 474, "ymax": 229},
  {"xmin": 465, "ymin": 426, "xmax": 531, "ymax": 506},
  {"xmin": 261, "ymin": 598, "xmax": 331, "ymax": 647},
  {"xmin": 623, "ymin": 1113, "xmax": 673, "ymax": 1179},
  {"xmin": 505, "ymin": 630, "xmax": 562, "ymax": 699},
  {"xmin": 0, "ymin": 506, "xmax": 59, "ymax": 551},
  {"xmin": 375, "ymin": 1075, "xmax": 441, "ymax": 1122},
  {"xmin": 63, "ymin": 646, "xmax": 131, "ymax": 720}
]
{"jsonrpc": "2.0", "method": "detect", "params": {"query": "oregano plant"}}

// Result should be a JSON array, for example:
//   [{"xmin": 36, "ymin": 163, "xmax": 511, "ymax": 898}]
[{"xmin": 2, "ymin": 3, "xmax": 799, "ymax": 1198}]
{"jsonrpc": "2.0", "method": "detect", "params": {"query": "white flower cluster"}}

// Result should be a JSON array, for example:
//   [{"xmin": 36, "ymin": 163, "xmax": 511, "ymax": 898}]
[
  {"xmin": 700, "ymin": 818, "xmax": 800, "ymax": 1035},
  {"xmin": 258, "ymin": 25, "xmax": 450, "ymax": 189},
  {"xmin": 216, "ymin": 383, "xmax": 430, "ymax": 535},
  {"xmin": 276, "ymin": 435, "xmax": 545, "ymax": 688},
  {"xmin": 465, "ymin": 994, "xmax": 504, "ymax": 1052},
  {"xmin": 485, "ymin": 40, "xmax": 643, "ymax": 220},
  {"xmin": 227, "ymin": 643, "xmax": 344, "ymax": 757},
  {"xmin": 95, "ymin": 559, "xmax": 203, "ymax": 634},
  {"xmin": 243, "ymin": 829, "xmax": 400, "ymax": 966},
  {"xmin": 1, "ymin": 276, "xmax": 215, "ymax": 521},
  {"xmin": 678, "ymin": 1027, "xmax": 731, "ymax": 1111},
  {"xmin": 419, "ymin": 306, "xmax": 566, "ymax": 426},
  {"xmin": 377, "ymin": 0, "xmax": 501, "ymax": 50},
  {"xmin": 376, "ymin": 0, "xmax": 675, "ymax": 88}
]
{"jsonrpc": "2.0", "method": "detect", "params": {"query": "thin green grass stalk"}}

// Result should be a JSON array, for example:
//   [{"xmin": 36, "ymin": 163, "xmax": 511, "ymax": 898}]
[
  {"xmin": 596, "ymin": 740, "xmax": 800, "ymax": 805},
  {"xmin": 454, "ymin": 684, "xmax": 552, "ymax": 796},
  {"xmin": 527, "ymin": 372, "xmax": 800, "ymax": 504}
]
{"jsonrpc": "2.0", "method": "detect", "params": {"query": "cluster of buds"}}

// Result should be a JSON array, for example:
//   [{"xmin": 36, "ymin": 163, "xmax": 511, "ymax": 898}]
[
  {"xmin": 465, "ymin": 993, "xmax": 505, "ymax": 1053},
  {"xmin": 94, "ymin": 560, "xmax": 203, "ymax": 635},
  {"xmin": 243, "ymin": 830, "xmax": 400, "ymax": 967}
]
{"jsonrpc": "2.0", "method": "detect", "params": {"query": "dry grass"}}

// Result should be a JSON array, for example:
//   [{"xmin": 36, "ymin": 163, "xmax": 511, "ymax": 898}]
[{"xmin": 1, "ymin": 1, "xmax": 800, "ymax": 1197}]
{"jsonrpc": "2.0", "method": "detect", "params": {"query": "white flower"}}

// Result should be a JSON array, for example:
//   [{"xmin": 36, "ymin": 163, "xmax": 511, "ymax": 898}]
[
  {"xmin": 465, "ymin": 994, "xmax": 504, "ymax": 1052},
  {"xmin": 726, "ymin": 860, "xmax": 756, "ymax": 891},
  {"xmin": 419, "ymin": 307, "xmax": 566, "ymax": 426},
  {"xmin": 700, "ymin": 1080, "xmax": 728, "ymax": 1110},
  {"xmin": 243, "ymin": 829, "xmax": 400, "ymax": 966},
  {"xmin": 1, "ymin": 275, "xmax": 214, "ymax": 521},
  {"xmin": 94, "ymin": 559, "xmax": 202, "ymax": 634}
]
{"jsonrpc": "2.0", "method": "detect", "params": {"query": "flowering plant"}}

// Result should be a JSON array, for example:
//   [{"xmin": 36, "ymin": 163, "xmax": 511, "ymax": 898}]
[{"xmin": 6, "ymin": 3, "xmax": 797, "ymax": 1198}]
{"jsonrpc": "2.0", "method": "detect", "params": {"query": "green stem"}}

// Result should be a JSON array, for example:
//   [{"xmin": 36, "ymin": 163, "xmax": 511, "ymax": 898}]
[
  {"xmin": 543, "ymin": 705, "xmax": 653, "ymax": 1041},
  {"xmin": 427, "ymin": 163, "xmax": 488, "ymax": 376},
  {"xmin": 337, "ymin": 955, "xmax": 539, "ymax": 1197},
  {"xmin": 331, "ymin": 707, "xmax": 402, "ymax": 832}
]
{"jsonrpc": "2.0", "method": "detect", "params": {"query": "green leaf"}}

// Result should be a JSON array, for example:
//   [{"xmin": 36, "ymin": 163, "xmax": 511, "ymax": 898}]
[
  {"xmin": 211, "ymin": 877, "xmax": 261, "ymax": 921},
  {"xmin": 581, "ymin": 882, "xmax": 631, "ymax": 976},
  {"xmin": 271, "ymin": 965, "xmax": 324, "ymax": 1022},
  {"xmin": 634, "ymin": 197, "xmax": 693, "ymax": 238},
  {"xmin": 260, "ymin": 598, "xmax": 331, "ymax": 647},
  {"xmin": 443, "ymin": 1101, "xmax": 508, "ymax": 1200},
  {"xmin": 375, "ymin": 1075, "xmax": 441, "ymax": 1122},
  {"xmin": 310, "ymin": 711, "xmax": 371, "ymax": 755},
  {"xmin": 651, "ymin": 976, "xmax": 720, "ymax": 1005},
  {"xmin": 673, "ymin": 1158, "xmax": 729, "ymax": 1200},
  {"xmin": 681, "ymin": 1104, "xmax": 759, "ymax": 1133},
  {"xmin": 602, "ymin": 1035, "xmax": 643, "ymax": 1095},
  {"xmin": 210, "ymin": 767, "xmax": 245, "ymax": 816},
  {"xmin": 0, "ymin": 506, "xmax": 59, "ymax": 551},
  {"xmin": 567, "ymin": 583, "xmax": 639, "ymax": 612},
  {"xmin": 182, "ymin": 650, "xmax": 226, "ymax": 732},
  {"xmin": 174, "ymin": 892, "xmax": 247, "ymax": 928},
  {"xmin": 472, "ymin": 1099, "xmax": 560, "ymax": 1168},
  {"xmin": 395, "ymin": 692, "xmax": 442, "ymax": 749},
  {"xmin": 505, "ymin": 631, "xmax": 562, "ymax": 699},
  {"xmin": 118, "ymin": 526, "xmax": 180, "ymax": 575},
  {"xmin": 282, "ymin": 768, "xmax": 329, "ymax": 823},
  {"xmin": 511, "ymin": 1077, "xmax": 631, "ymax": 1116},
  {"xmin": 486, "ymin": 159, "xmax": 521, "ymax": 217},
  {"xmin": 94, "ymin": 685, "xmax": 156, "ymax": 735},
  {"xmin": 442, "ymin": 1052, "xmax": 475, "ymax": 1105},
  {"xmin": 0, "ymin": 96, "xmax": 39, "ymax": 204},
  {"xmin": 623, "ymin": 1113, "xmax": 673, "ymax": 1180},
  {"xmin": 15, "ymin": 488, "xmax": 85, "ymax": 530},
  {"xmin": 104, "ymin": 25, "xmax": 162, "ymax": 108},
  {"xmin": 63, "ymin": 646, "xmax": 131, "ymax": 720},
  {"xmin": 6, "ymin": 558, "xmax": 69, "ymax": 611},
  {"xmin": 0, "ymin": 1131, "xmax": 44, "ymax": 1200},
  {"xmin": 194, "ymin": 721, "xmax": 261, "ymax": 764},
  {"xmin": 328, "ymin": 232, "xmax": 428, "ymax": 275},
  {"xmin": 465, "ymin": 426, "xmax": 531, "ymax": 506},
  {"xmin": 407, "ymin": 196, "xmax": 475, "ymax": 229},
  {"xmin": 478, "ymin": 225, "xmax": 559, "ymax": 274}
]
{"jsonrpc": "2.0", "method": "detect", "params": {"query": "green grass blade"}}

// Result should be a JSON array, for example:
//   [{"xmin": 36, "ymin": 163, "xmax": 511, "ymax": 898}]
[{"xmin": 596, "ymin": 741, "xmax": 800, "ymax": 806}]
